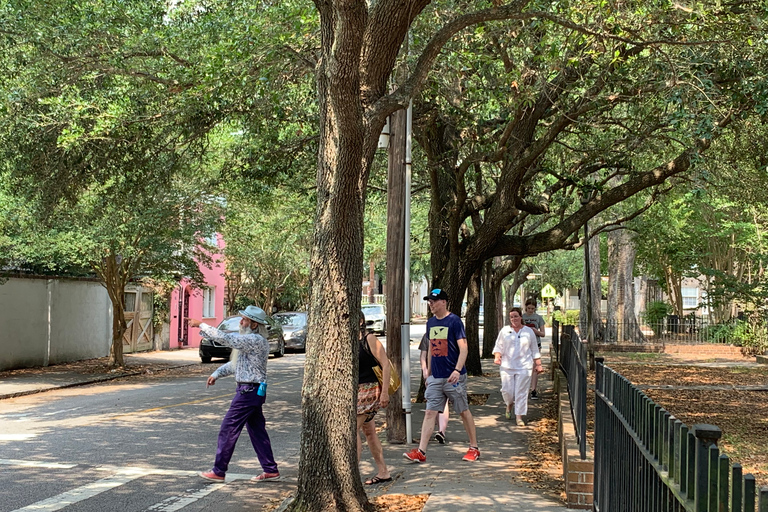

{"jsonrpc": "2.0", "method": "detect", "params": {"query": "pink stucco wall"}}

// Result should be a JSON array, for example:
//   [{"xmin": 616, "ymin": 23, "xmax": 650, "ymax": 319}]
[{"xmin": 169, "ymin": 235, "xmax": 227, "ymax": 349}]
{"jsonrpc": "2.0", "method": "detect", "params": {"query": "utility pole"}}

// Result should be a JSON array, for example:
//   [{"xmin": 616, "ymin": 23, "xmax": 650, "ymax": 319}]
[{"xmin": 385, "ymin": 107, "xmax": 407, "ymax": 443}]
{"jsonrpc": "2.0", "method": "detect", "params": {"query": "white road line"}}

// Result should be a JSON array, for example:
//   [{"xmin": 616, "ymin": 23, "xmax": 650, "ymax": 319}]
[
  {"xmin": 144, "ymin": 483, "xmax": 227, "ymax": 511},
  {"xmin": 10, "ymin": 473, "xmax": 142, "ymax": 511},
  {"xmin": 0, "ymin": 434, "xmax": 37, "ymax": 441},
  {"xmin": 0, "ymin": 459, "xmax": 76, "ymax": 469}
]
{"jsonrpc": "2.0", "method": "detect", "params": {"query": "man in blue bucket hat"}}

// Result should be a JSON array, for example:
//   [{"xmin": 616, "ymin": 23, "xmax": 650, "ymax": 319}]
[{"xmin": 188, "ymin": 305, "xmax": 280, "ymax": 483}]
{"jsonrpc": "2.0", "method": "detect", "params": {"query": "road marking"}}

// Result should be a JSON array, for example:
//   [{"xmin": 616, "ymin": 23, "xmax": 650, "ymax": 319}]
[
  {"xmin": 0, "ymin": 459, "xmax": 76, "ymax": 469},
  {"xmin": 10, "ymin": 472, "xmax": 142, "ymax": 511},
  {"xmin": 0, "ymin": 434, "xmax": 37, "ymax": 441},
  {"xmin": 144, "ymin": 483, "xmax": 227, "ymax": 511}
]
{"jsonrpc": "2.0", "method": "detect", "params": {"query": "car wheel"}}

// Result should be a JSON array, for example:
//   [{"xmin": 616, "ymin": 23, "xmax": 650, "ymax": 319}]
[
  {"xmin": 274, "ymin": 339, "xmax": 285, "ymax": 358},
  {"xmin": 201, "ymin": 356, "xmax": 212, "ymax": 364}
]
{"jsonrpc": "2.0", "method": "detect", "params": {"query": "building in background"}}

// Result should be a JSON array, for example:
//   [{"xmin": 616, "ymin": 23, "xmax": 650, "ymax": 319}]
[{"xmin": 169, "ymin": 234, "xmax": 226, "ymax": 349}]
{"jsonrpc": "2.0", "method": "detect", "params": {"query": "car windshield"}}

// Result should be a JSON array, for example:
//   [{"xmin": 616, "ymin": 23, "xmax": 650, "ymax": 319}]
[
  {"xmin": 274, "ymin": 313, "xmax": 306, "ymax": 327},
  {"xmin": 217, "ymin": 317, "xmax": 241, "ymax": 331},
  {"xmin": 362, "ymin": 305, "xmax": 384, "ymax": 315}
]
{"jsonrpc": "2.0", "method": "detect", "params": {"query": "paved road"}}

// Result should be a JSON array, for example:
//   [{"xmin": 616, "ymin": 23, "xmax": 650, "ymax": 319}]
[
  {"xmin": 0, "ymin": 354, "xmax": 311, "ymax": 512},
  {"xmin": 0, "ymin": 323, "xmax": 492, "ymax": 512}
]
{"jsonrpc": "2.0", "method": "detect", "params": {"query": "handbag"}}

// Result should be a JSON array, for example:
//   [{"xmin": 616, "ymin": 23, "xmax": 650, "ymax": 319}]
[
  {"xmin": 373, "ymin": 358, "xmax": 401, "ymax": 396},
  {"xmin": 363, "ymin": 334, "xmax": 401, "ymax": 395}
]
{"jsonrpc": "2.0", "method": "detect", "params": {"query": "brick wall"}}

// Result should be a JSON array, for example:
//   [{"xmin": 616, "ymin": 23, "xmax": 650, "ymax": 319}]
[{"xmin": 555, "ymin": 370, "xmax": 593, "ymax": 509}]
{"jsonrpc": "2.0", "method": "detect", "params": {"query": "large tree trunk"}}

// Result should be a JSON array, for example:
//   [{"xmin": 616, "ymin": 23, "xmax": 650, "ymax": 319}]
[
  {"xmin": 292, "ymin": 4, "xmax": 371, "ymax": 509},
  {"xmin": 465, "ymin": 269, "xmax": 483, "ymax": 375},
  {"xmin": 606, "ymin": 229, "xmax": 645, "ymax": 343}
]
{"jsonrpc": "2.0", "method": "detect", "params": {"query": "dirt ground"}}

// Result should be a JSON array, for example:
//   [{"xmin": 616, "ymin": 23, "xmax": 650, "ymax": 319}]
[{"xmin": 596, "ymin": 360, "xmax": 768, "ymax": 488}]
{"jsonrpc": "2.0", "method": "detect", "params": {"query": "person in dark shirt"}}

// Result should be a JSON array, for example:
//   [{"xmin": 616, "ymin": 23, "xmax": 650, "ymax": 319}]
[{"xmin": 404, "ymin": 289, "xmax": 480, "ymax": 463}]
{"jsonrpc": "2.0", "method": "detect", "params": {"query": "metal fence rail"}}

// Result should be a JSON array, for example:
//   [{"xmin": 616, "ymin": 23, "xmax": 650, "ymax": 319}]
[
  {"xmin": 594, "ymin": 357, "xmax": 768, "ymax": 512},
  {"xmin": 559, "ymin": 324, "xmax": 587, "ymax": 459},
  {"xmin": 602, "ymin": 316, "xmax": 739, "ymax": 344}
]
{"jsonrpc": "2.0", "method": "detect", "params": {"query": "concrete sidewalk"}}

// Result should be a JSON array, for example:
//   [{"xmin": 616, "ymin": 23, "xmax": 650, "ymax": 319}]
[
  {"xmin": 360, "ymin": 357, "xmax": 567, "ymax": 512},
  {"xmin": 0, "ymin": 347, "xmax": 570, "ymax": 511}
]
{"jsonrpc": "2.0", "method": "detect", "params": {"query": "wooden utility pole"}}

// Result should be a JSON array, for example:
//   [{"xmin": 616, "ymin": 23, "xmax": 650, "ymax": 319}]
[{"xmin": 385, "ymin": 108, "xmax": 407, "ymax": 442}]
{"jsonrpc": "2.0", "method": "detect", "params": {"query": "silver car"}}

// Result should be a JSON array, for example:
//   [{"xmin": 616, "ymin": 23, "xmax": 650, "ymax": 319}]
[
  {"xmin": 273, "ymin": 312, "xmax": 308, "ymax": 352},
  {"xmin": 199, "ymin": 314, "xmax": 286, "ymax": 363},
  {"xmin": 362, "ymin": 304, "xmax": 386, "ymax": 335}
]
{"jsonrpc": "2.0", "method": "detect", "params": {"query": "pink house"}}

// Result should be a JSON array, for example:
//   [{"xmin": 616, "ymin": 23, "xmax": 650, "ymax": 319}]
[{"xmin": 169, "ymin": 234, "xmax": 227, "ymax": 348}]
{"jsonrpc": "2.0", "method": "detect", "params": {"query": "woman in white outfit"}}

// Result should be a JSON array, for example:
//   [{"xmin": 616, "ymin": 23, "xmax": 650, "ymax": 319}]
[{"xmin": 492, "ymin": 307, "xmax": 544, "ymax": 426}]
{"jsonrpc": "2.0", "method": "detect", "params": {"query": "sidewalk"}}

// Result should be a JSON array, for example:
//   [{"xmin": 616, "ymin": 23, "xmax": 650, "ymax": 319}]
[
  {"xmin": 360, "ymin": 357, "xmax": 566, "ymax": 512},
  {"xmin": 0, "ymin": 346, "xmax": 570, "ymax": 511},
  {"xmin": 0, "ymin": 349, "xmax": 201, "ymax": 400}
]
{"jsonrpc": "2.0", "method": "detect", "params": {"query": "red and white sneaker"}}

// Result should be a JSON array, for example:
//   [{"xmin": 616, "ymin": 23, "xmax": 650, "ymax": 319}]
[
  {"xmin": 199, "ymin": 470, "xmax": 225, "ymax": 481},
  {"xmin": 403, "ymin": 448, "xmax": 426, "ymax": 463},
  {"xmin": 251, "ymin": 472, "xmax": 281, "ymax": 482},
  {"xmin": 462, "ymin": 447, "xmax": 480, "ymax": 462}
]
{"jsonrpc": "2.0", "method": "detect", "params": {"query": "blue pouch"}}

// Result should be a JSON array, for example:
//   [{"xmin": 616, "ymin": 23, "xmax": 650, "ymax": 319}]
[{"xmin": 257, "ymin": 382, "xmax": 267, "ymax": 396}]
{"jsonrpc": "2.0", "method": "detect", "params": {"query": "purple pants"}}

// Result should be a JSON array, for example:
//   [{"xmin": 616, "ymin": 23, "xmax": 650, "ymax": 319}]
[{"xmin": 212, "ymin": 384, "xmax": 278, "ymax": 476}]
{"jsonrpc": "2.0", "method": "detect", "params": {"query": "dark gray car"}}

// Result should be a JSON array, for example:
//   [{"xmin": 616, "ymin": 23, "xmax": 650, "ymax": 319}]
[
  {"xmin": 273, "ymin": 312, "xmax": 308, "ymax": 352},
  {"xmin": 199, "ymin": 314, "xmax": 286, "ymax": 363}
]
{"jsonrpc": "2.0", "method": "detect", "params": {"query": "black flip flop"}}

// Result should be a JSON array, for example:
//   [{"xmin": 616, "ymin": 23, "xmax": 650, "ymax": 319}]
[{"xmin": 364, "ymin": 475, "xmax": 393, "ymax": 485}]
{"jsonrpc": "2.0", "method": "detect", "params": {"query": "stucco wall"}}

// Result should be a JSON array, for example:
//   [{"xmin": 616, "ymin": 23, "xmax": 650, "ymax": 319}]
[
  {"xmin": 0, "ymin": 277, "xmax": 111, "ymax": 371},
  {"xmin": 48, "ymin": 279, "xmax": 111, "ymax": 364}
]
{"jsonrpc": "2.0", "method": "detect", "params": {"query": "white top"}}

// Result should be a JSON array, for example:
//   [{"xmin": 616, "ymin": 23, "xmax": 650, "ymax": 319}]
[
  {"xmin": 201, "ymin": 323, "xmax": 269, "ymax": 384},
  {"xmin": 492, "ymin": 325, "xmax": 541, "ymax": 371}
]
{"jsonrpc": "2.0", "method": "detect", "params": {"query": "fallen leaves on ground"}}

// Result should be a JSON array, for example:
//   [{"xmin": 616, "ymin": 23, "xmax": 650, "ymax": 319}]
[
  {"xmin": 514, "ymin": 393, "xmax": 566, "ymax": 504},
  {"xmin": 371, "ymin": 493, "xmax": 429, "ymax": 511},
  {"xmin": 595, "ymin": 362, "xmax": 768, "ymax": 488},
  {"xmin": 608, "ymin": 363, "xmax": 768, "ymax": 387}
]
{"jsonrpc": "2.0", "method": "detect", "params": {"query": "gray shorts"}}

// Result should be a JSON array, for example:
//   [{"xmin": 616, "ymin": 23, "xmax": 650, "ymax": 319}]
[{"xmin": 425, "ymin": 374, "xmax": 469, "ymax": 414}]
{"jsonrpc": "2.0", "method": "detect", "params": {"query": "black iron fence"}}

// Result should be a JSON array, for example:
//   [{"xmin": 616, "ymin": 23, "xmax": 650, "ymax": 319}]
[
  {"xmin": 559, "ymin": 324, "xmax": 587, "ymax": 459},
  {"xmin": 594, "ymin": 357, "xmax": 768, "ymax": 511},
  {"xmin": 601, "ymin": 316, "xmax": 738, "ymax": 344}
]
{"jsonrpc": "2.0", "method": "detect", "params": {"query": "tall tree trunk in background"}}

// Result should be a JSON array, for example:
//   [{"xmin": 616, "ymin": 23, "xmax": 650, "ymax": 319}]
[
  {"xmin": 465, "ymin": 269, "xmax": 483, "ymax": 375},
  {"xmin": 482, "ymin": 259, "xmax": 499, "ymax": 359},
  {"xmin": 483, "ymin": 257, "xmax": 523, "ymax": 358},
  {"xmin": 385, "ymin": 107, "xmax": 407, "ymax": 444},
  {"xmin": 606, "ymin": 229, "xmax": 645, "ymax": 343},
  {"xmin": 580, "ymin": 233, "xmax": 604, "ymax": 342}
]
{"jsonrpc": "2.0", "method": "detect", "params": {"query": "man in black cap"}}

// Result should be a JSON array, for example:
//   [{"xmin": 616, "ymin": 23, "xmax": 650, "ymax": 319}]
[{"xmin": 404, "ymin": 288, "xmax": 480, "ymax": 463}]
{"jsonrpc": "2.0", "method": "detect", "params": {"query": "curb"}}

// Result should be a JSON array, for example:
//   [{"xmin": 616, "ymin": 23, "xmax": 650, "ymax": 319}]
[{"xmin": 0, "ymin": 362, "xmax": 197, "ymax": 401}]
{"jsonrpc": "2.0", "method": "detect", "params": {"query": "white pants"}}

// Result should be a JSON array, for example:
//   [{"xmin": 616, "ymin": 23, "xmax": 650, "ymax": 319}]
[{"xmin": 500, "ymin": 368, "xmax": 532, "ymax": 416}]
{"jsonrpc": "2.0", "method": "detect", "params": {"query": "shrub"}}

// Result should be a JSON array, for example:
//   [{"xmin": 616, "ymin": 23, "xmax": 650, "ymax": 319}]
[
  {"xmin": 553, "ymin": 309, "xmax": 580, "ymax": 326},
  {"xmin": 643, "ymin": 301, "xmax": 671, "ymax": 337}
]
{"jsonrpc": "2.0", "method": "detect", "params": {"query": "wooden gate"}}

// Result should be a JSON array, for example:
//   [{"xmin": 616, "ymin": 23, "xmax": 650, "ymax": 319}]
[{"xmin": 123, "ymin": 286, "xmax": 154, "ymax": 353}]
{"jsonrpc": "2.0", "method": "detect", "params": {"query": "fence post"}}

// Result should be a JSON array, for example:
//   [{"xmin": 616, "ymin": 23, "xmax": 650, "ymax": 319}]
[
  {"xmin": 693, "ymin": 424, "xmax": 722, "ymax": 512},
  {"xmin": 731, "ymin": 464, "xmax": 742, "ymax": 512}
]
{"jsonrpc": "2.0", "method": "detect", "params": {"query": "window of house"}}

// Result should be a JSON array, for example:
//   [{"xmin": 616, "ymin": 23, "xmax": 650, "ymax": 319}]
[
  {"xmin": 124, "ymin": 292, "xmax": 137, "ymax": 312},
  {"xmin": 203, "ymin": 287, "xmax": 216, "ymax": 318},
  {"xmin": 682, "ymin": 287, "xmax": 699, "ymax": 309}
]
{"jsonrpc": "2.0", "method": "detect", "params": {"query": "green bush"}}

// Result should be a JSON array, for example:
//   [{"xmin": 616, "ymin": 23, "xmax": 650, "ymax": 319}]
[
  {"xmin": 642, "ymin": 301, "xmax": 671, "ymax": 337},
  {"xmin": 734, "ymin": 319, "xmax": 768, "ymax": 356},
  {"xmin": 553, "ymin": 309, "xmax": 580, "ymax": 326}
]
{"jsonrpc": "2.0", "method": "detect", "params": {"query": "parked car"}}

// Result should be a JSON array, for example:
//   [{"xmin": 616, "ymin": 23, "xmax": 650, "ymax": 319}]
[
  {"xmin": 199, "ymin": 314, "xmax": 285, "ymax": 363},
  {"xmin": 461, "ymin": 302, "xmax": 484, "ymax": 325},
  {"xmin": 362, "ymin": 304, "xmax": 386, "ymax": 335},
  {"xmin": 273, "ymin": 312, "xmax": 308, "ymax": 352}
]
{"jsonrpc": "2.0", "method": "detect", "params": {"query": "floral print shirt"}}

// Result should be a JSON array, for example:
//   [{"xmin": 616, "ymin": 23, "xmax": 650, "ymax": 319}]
[{"xmin": 200, "ymin": 323, "xmax": 269, "ymax": 384}]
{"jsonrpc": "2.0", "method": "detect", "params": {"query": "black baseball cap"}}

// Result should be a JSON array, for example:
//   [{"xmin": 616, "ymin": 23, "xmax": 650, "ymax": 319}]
[{"xmin": 423, "ymin": 288, "xmax": 448, "ymax": 301}]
